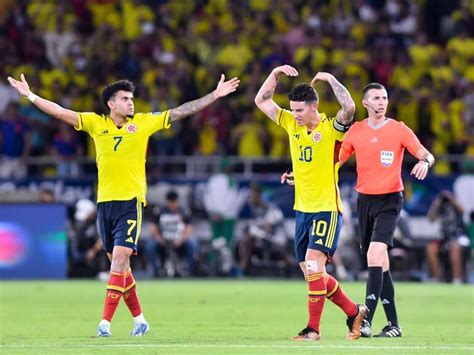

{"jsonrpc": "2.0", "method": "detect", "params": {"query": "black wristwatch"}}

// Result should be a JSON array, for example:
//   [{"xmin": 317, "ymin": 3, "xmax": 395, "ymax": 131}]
[{"xmin": 421, "ymin": 158, "xmax": 430, "ymax": 167}]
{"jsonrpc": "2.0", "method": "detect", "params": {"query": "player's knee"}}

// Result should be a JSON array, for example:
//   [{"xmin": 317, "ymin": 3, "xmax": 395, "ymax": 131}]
[
  {"xmin": 305, "ymin": 251, "xmax": 326, "ymax": 274},
  {"xmin": 111, "ymin": 249, "xmax": 131, "ymax": 272}
]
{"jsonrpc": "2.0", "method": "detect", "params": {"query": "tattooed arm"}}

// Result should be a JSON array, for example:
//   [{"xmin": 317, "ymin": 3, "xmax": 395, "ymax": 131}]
[
  {"xmin": 254, "ymin": 65, "xmax": 298, "ymax": 122},
  {"xmin": 169, "ymin": 74, "xmax": 239, "ymax": 122},
  {"xmin": 311, "ymin": 72, "xmax": 355, "ymax": 126}
]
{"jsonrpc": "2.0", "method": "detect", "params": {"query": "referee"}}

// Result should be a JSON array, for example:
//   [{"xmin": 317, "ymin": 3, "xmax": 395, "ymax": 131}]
[{"xmin": 340, "ymin": 83, "xmax": 435, "ymax": 338}]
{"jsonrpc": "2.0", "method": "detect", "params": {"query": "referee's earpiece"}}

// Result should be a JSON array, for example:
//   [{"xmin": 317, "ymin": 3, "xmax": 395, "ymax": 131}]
[{"xmin": 363, "ymin": 101, "xmax": 379, "ymax": 114}]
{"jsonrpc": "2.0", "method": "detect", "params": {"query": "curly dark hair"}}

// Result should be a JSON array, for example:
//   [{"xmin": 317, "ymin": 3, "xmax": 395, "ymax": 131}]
[
  {"xmin": 288, "ymin": 83, "xmax": 319, "ymax": 103},
  {"xmin": 101, "ymin": 80, "xmax": 135, "ymax": 109}
]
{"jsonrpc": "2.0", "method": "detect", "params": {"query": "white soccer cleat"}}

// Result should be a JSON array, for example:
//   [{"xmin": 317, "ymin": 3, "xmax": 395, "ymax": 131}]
[
  {"xmin": 131, "ymin": 321, "xmax": 150, "ymax": 336},
  {"xmin": 97, "ymin": 320, "xmax": 112, "ymax": 337}
]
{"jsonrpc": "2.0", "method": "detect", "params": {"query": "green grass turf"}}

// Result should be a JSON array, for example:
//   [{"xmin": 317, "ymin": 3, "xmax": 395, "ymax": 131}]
[{"xmin": 0, "ymin": 280, "xmax": 473, "ymax": 354}]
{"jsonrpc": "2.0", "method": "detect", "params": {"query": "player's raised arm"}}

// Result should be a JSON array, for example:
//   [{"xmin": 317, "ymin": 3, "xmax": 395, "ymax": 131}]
[
  {"xmin": 311, "ymin": 72, "xmax": 355, "ymax": 126},
  {"xmin": 169, "ymin": 74, "xmax": 239, "ymax": 122},
  {"xmin": 255, "ymin": 65, "xmax": 298, "ymax": 122},
  {"xmin": 7, "ymin": 73, "xmax": 79, "ymax": 127}
]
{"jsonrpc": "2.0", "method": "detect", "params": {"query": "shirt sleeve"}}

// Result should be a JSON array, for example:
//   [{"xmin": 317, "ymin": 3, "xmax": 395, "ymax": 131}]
[
  {"xmin": 339, "ymin": 129, "xmax": 355, "ymax": 163},
  {"xmin": 276, "ymin": 108, "xmax": 292, "ymax": 133},
  {"xmin": 75, "ymin": 112, "xmax": 98, "ymax": 135},
  {"xmin": 144, "ymin": 110, "xmax": 171, "ymax": 135},
  {"xmin": 400, "ymin": 122, "xmax": 423, "ymax": 157}
]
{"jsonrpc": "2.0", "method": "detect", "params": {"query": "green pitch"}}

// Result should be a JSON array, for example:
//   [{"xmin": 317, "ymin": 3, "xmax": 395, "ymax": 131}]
[{"xmin": 0, "ymin": 280, "xmax": 473, "ymax": 354}]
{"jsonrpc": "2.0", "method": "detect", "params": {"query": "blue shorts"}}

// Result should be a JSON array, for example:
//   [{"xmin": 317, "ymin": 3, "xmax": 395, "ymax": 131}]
[
  {"xmin": 294, "ymin": 211, "xmax": 342, "ymax": 263},
  {"xmin": 97, "ymin": 198, "xmax": 143, "ymax": 254}
]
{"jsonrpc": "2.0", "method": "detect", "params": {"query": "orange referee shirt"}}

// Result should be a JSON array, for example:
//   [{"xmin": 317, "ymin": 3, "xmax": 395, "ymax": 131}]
[{"xmin": 340, "ymin": 118, "xmax": 424, "ymax": 195}]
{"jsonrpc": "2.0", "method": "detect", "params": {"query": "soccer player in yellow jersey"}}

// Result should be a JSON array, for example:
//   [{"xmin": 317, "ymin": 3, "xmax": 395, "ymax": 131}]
[
  {"xmin": 8, "ymin": 73, "xmax": 239, "ymax": 337},
  {"xmin": 255, "ymin": 65, "xmax": 367, "ymax": 341}
]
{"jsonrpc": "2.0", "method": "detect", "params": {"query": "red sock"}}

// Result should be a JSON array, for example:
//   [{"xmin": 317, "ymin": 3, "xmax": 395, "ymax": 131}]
[
  {"xmin": 102, "ymin": 271, "xmax": 126, "ymax": 322},
  {"xmin": 306, "ymin": 272, "xmax": 326, "ymax": 333},
  {"xmin": 325, "ymin": 274, "xmax": 358, "ymax": 317},
  {"xmin": 123, "ymin": 271, "xmax": 142, "ymax": 317}
]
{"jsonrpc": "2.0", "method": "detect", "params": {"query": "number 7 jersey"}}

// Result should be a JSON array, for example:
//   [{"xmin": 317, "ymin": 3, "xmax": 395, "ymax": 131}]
[
  {"xmin": 76, "ymin": 111, "xmax": 170, "ymax": 204},
  {"xmin": 277, "ymin": 108, "xmax": 346, "ymax": 213}
]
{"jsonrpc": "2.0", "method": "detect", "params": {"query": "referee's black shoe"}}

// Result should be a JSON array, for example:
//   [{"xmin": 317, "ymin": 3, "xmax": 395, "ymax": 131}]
[
  {"xmin": 360, "ymin": 319, "xmax": 372, "ymax": 337},
  {"xmin": 374, "ymin": 322, "xmax": 402, "ymax": 337}
]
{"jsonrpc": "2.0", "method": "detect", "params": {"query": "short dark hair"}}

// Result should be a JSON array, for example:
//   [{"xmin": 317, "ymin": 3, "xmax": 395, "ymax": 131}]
[
  {"xmin": 288, "ymin": 83, "xmax": 319, "ymax": 103},
  {"xmin": 166, "ymin": 190, "xmax": 179, "ymax": 201},
  {"xmin": 363, "ymin": 83, "xmax": 386, "ymax": 99},
  {"xmin": 101, "ymin": 80, "xmax": 135, "ymax": 108}
]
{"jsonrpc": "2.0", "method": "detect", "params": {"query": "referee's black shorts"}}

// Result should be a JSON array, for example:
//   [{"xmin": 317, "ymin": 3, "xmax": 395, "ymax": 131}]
[{"xmin": 357, "ymin": 191, "xmax": 403, "ymax": 254}]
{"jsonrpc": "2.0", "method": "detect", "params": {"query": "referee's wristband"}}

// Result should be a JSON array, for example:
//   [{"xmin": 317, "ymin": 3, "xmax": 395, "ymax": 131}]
[
  {"xmin": 421, "ymin": 158, "xmax": 430, "ymax": 167},
  {"xmin": 27, "ymin": 91, "xmax": 38, "ymax": 103}
]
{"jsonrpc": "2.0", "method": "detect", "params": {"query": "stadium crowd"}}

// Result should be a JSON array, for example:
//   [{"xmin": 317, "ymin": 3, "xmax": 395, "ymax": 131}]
[
  {"xmin": 0, "ymin": 0, "xmax": 473, "ymax": 178},
  {"xmin": 0, "ymin": 1, "xmax": 473, "ymax": 282}
]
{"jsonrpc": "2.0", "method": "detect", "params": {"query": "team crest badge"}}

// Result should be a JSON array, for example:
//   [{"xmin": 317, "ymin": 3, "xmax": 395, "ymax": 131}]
[
  {"xmin": 126, "ymin": 123, "xmax": 137, "ymax": 134},
  {"xmin": 312, "ymin": 132, "xmax": 322, "ymax": 143},
  {"xmin": 380, "ymin": 151, "xmax": 394, "ymax": 167}
]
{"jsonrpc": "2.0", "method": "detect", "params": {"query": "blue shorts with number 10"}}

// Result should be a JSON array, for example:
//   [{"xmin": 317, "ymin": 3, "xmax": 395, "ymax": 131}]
[{"xmin": 294, "ymin": 211, "xmax": 342, "ymax": 263}]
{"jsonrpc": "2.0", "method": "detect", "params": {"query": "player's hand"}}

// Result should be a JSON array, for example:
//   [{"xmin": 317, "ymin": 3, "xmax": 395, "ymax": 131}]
[
  {"xmin": 310, "ymin": 72, "xmax": 334, "ymax": 86},
  {"xmin": 7, "ymin": 73, "xmax": 30, "ymax": 97},
  {"xmin": 410, "ymin": 160, "xmax": 429, "ymax": 180},
  {"xmin": 280, "ymin": 171, "xmax": 295, "ymax": 186},
  {"xmin": 214, "ymin": 74, "xmax": 240, "ymax": 98},
  {"xmin": 272, "ymin": 65, "xmax": 299, "ymax": 77}
]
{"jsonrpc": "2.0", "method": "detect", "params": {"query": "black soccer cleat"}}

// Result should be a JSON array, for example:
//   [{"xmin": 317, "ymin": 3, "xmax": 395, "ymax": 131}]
[{"xmin": 374, "ymin": 322, "xmax": 402, "ymax": 338}]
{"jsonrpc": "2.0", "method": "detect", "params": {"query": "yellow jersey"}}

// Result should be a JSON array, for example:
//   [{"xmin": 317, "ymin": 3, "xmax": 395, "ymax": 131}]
[
  {"xmin": 76, "ymin": 111, "xmax": 170, "ymax": 204},
  {"xmin": 277, "ymin": 108, "xmax": 346, "ymax": 213}
]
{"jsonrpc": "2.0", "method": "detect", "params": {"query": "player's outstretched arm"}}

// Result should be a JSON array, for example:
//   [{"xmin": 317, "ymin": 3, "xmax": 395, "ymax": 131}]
[
  {"xmin": 7, "ymin": 73, "xmax": 79, "ymax": 127},
  {"xmin": 169, "ymin": 74, "xmax": 239, "ymax": 122},
  {"xmin": 311, "ymin": 72, "xmax": 355, "ymax": 126},
  {"xmin": 255, "ymin": 65, "xmax": 298, "ymax": 123}
]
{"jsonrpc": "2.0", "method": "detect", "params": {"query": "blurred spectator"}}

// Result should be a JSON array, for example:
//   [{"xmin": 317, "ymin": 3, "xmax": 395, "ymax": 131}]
[
  {"xmin": 203, "ymin": 158, "xmax": 247, "ymax": 275},
  {"xmin": 148, "ymin": 190, "xmax": 197, "ymax": 277},
  {"xmin": 51, "ymin": 122, "xmax": 84, "ymax": 177},
  {"xmin": 43, "ymin": 16, "xmax": 75, "ymax": 68},
  {"xmin": 425, "ymin": 190, "xmax": 470, "ymax": 284},
  {"xmin": 0, "ymin": 101, "xmax": 31, "ymax": 179},
  {"xmin": 68, "ymin": 198, "xmax": 105, "ymax": 277},
  {"xmin": 238, "ymin": 183, "xmax": 292, "ymax": 275},
  {"xmin": 38, "ymin": 187, "xmax": 55, "ymax": 203},
  {"xmin": 0, "ymin": 77, "xmax": 20, "ymax": 114},
  {"xmin": 231, "ymin": 111, "xmax": 266, "ymax": 157}
]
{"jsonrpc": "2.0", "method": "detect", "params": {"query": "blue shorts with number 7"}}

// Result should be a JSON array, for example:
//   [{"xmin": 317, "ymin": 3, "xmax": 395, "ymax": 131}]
[
  {"xmin": 97, "ymin": 197, "xmax": 143, "ymax": 254},
  {"xmin": 294, "ymin": 211, "xmax": 342, "ymax": 263}
]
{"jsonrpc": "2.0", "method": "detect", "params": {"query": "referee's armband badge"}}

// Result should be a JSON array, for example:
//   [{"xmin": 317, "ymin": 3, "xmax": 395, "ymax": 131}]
[{"xmin": 380, "ymin": 151, "xmax": 394, "ymax": 167}]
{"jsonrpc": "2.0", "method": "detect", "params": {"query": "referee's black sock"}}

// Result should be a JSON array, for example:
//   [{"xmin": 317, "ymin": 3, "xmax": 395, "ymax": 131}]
[
  {"xmin": 380, "ymin": 270, "xmax": 399, "ymax": 327},
  {"xmin": 365, "ymin": 266, "xmax": 383, "ymax": 325}
]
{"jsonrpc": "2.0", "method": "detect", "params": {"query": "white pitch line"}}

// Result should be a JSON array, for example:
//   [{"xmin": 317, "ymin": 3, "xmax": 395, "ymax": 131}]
[{"xmin": 1, "ymin": 343, "xmax": 473, "ymax": 351}]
